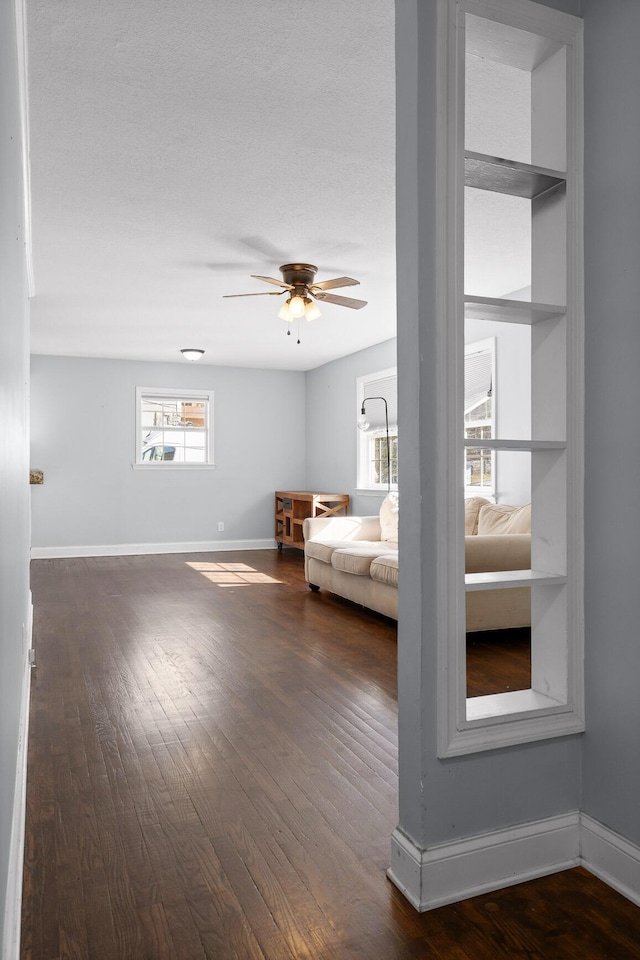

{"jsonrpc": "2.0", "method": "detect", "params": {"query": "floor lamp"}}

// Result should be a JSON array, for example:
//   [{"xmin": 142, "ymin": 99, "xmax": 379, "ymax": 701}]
[{"xmin": 358, "ymin": 396, "xmax": 391, "ymax": 493}]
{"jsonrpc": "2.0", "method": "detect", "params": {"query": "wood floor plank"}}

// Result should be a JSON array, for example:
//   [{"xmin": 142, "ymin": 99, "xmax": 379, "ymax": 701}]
[
  {"xmin": 22, "ymin": 549, "xmax": 640, "ymax": 959},
  {"xmin": 137, "ymin": 902, "xmax": 179, "ymax": 960}
]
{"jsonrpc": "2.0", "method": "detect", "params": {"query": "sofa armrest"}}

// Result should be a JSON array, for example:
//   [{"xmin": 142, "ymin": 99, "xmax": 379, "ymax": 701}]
[
  {"xmin": 465, "ymin": 534, "xmax": 531, "ymax": 573},
  {"xmin": 303, "ymin": 515, "xmax": 382, "ymax": 543}
]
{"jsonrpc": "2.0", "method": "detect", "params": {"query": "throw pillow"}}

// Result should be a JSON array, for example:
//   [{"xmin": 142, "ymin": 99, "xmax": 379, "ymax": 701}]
[
  {"xmin": 477, "ymin": 502, "xmax": 531, "ymax": 535},
  {"xmin": 379, "ymin": 492, "xmax": 399, "ymax": 541},
  {"xmin": 464, "ymin": 496, "xmax": 490, "ymax": 535}
]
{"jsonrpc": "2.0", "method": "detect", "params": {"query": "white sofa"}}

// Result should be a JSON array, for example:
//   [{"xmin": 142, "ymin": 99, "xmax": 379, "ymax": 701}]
[{"xmin": 303, "ymin": 494, "xmax": 532, "ymax": 631}]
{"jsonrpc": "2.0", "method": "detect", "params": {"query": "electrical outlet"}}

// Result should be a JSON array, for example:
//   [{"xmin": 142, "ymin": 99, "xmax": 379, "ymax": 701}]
[{"xmin": 218, "ymin": 522, "xmax": 224, "ymax": 532}]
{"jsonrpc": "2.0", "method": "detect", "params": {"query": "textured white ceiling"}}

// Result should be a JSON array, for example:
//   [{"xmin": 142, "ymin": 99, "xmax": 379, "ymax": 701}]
[{"xmin": 26, "ymin": 0, "xmax": 397, "ymax": 371}]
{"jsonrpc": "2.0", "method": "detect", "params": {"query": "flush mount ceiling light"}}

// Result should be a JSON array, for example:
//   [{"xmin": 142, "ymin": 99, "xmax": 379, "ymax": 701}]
[
  {"xmin": 180, "ymin": 348, "xmax": 205, "ymax": 361},
  {"xmin": 223, "ymin": 263, "xmax": 368, "ymax": 341}
]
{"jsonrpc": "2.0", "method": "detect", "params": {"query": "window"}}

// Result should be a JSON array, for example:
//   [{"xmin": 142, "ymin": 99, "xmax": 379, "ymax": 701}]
[
  {"xmin": 464, "ymin": 338, "xmax": 495, "ymax": 498},
  {"xmin": 135, "ymin": 387, "xmax": 214, "ymax": 467},
  {"xmin": 356, "ymin": 368, "xmax": 398, "ymax": 491}
]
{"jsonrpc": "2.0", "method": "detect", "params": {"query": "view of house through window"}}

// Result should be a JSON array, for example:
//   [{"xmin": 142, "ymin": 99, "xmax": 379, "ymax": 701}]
[
  {"xmin": 136, "ymin": 387, "xmax": 213, "ymax": 465},
  {"xmin": 464, "ymin": 338, "xmax": 495, "ymax": 497},
  {"xmin": 371, "ymin": 434, "xmax": 398, "ymax": 488},
  {"xmin": 357, "ymin": 368, "xmax": 398, "ymax": 490}
]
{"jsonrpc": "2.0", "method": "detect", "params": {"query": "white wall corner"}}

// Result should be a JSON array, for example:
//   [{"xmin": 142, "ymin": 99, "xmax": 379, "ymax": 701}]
[
  {"xmin": 388, "ymin": 813, "xmax": 581, "ymax": 912},
  {"xmin": 2, "ymin": 603, "xmax": 33, "ymax": 960},
  {"xmin": 388, "ymin": 828, "xmax": 426, "ymax": 911},
  {"xmin": 580, "ymin": 814, "xmax": 640, "ymax": 909},
  {"xmin": 389, "ymin": 814, "xmax": 640, "ymax": 914}
]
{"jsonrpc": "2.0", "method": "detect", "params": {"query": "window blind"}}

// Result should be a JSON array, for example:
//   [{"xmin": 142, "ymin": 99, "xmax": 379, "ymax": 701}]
[
  {"xmin": 464, "ymin": 349, "xmax": 492, "ymax": 415},
  {"xmin": 363, "ymin": 374, "xmax": 398, "ymax": 430}
]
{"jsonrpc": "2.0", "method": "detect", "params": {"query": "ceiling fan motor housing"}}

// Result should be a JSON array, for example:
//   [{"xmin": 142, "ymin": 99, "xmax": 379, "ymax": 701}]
[{"xmin": 279, "ymin": 263, "xmax": 318, "ymax": 288}]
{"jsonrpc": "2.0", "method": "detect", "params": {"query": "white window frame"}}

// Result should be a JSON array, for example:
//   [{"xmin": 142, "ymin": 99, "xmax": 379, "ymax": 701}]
[
  {"xmin": 356, "ymin": 367, "xmax": 398, "ymax": 493},
  {"xmin": 134, "ymin": 386, "xmax": 215, "ymax": 469},
  {"xmin": 464, "ymin": 337, "xmax": 496, "ymax": 499}
]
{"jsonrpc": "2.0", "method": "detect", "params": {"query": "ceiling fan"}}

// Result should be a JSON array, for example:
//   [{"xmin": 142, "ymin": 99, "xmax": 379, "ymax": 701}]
[{"xmin": 223, "ymin": 263, "xmax": 367, "ymax": 323}]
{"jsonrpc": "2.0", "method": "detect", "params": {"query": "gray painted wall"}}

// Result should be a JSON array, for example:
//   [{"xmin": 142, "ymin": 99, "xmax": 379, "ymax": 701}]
[
  {"xmin": 0, "ymin": 1, "xmax": 31, "ymax": 949},
  {"xmin": 305, "ymin": 338, "xmax": 397, "ymax": 516},
  {"xmin": 581, "ymin": 0, "xmax": 640, "ymax": 845},
  {"xmin": 395, "ymin": 0, "xmax": 581, "ymax": 848},
  {"xmin": 30, "ymin": 356, "xmax": 306, "ymax": 550}
]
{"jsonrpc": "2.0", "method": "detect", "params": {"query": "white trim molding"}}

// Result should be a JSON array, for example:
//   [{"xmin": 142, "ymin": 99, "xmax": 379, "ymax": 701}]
[
  {"xmin": 13, "ymin": 0, "xmax": 34, "ymax": 298},
  {"xmin": 581, "ymin": 815, "xmax": 640, "ymax": 909},
  {"xmin": 389, "ymin": 813, "xmax": 640, "ymax": 912},
  {"xmin": 3, "ymin": 599, "xmax": 33, "ymax": 960},
  {"xmin": 389, "ymin": 813, "xmax": 580, "ymax": 911},
  {"xmin": 31, "ymin": 539, "xmax": 277, "ymax": 559}
]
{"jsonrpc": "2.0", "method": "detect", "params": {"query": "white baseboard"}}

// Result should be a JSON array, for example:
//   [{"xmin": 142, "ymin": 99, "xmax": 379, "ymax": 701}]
[
  {"xmin": 389, "ymin": 811, "xmax": 640, "ymax": 912},
  {"xmin": 580, "ymin": 814, "xmax": 640, "ymax": 908},
  {"xmin": 31, "ymin": 538, "xmax": 277, "ymax": 559},
  {"xmin": 388, "ymin": 813, "xmax": 581, "ymax": 911},
  {"xmin": 2, "ymin": 601, "xmax": 33, "ymax": 960}
]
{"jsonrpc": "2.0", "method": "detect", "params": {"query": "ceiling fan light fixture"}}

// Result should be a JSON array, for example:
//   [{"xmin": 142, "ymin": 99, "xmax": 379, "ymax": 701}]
[
  {"xmin": 304, "ymin": 298, "xmax": 321, "ymax": 322},
  {"xmin": 289, "ymin": 295, "xmax": 305, "ymax": 319},
  {"xmin": 278, "ymin": 299, "xmax": 294, "ymax": 321},
  {"xmin": 225, "ymin": 262, "xmax": 367, "ymax": 333},
  {"xmin": 180, "ymin": 348, "xmax": 205, "ymax": 361}
]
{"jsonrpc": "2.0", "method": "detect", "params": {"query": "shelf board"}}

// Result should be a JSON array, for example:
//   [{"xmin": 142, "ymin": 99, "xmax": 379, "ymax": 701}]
[
  {"xmin": 464, "ymin": 151, "xmax": 566, "ymax": 199},
  {"xmin": 464, "ymin": 295, "xmax": 566, "ymax": 325},
  {"xmin": 465, "ymin": 569, "xmax": 567, "ymax": 592},
  {"xmin": 463, "ymin": 439, "xmax": 565, "ymax": 452}
]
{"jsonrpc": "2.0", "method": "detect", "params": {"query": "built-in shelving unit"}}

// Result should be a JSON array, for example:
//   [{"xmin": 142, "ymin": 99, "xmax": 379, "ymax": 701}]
[
  {"xmin": 463, "ymin": 438, "xmax": 565, "ymax": 452},
  {"xmin": 437, "ymin": 0, "xmax": 583, "ymax": 758},
  {"xmin": 465, "ymin": 569, "xmax": 567, "ymax": 591},
  {"xmin": 464, "ymin": 150, "xmax": 566, "ymax": 198},
  {"xmin": 464, "ymin": 296, "xmax": 566, "ymax": 325}
]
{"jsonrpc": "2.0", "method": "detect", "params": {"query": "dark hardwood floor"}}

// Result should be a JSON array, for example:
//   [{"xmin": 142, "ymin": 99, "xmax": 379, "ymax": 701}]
[
  {"xmin": 22, "ymin": 550, "xmax": 640, "ymax": 959},
  {"xmin": 466, "ymin": 626, "xmax": 531, "ymax": 698}
]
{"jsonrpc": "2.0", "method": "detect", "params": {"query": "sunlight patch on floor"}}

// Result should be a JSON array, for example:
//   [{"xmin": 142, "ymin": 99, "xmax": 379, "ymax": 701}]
[{"xmin": 186, "ymin": 560, "xmax": 283, "ymax": 586}]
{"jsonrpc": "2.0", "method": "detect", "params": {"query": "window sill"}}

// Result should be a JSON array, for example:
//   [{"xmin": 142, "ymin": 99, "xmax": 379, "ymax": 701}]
[
  {"xmin": 132, "ymin": 463, "xmax": 216, "ymax": 470},
  {"xmin": 464, "ymin": 489, "xmax": 495, "ymax": 501},
  {"xmin": 355, "ymin": 487, "xmax": 398, "ymax": 496}
]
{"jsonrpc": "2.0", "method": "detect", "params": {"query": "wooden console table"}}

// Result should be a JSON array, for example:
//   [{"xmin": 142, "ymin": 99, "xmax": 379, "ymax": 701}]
[{"xmin": 275, "ymin": 491, "xmax": 349, "ymax": 550}]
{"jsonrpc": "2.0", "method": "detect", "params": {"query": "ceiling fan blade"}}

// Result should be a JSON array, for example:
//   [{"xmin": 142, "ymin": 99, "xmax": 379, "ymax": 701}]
[
  {"xmin": 310, "ymin": 276, "xmax": 360, "ymax": 292},
  {"xmin": 223, "ymin": 290, "xmax": 287, "ymax": 298},
  {"xmin": 250, "ymin": 274, "xmax": 293, "ymax": 289},
  {"xmin": 240, "ymin": 236, "xmax": 291, "ymax": 262},
  {"xmin": 312, "ymin": 292, "xmax": 368, "ymax": 309}
]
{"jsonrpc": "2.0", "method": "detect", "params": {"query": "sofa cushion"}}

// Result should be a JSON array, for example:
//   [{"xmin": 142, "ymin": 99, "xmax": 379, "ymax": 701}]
[
  {"xmin": 305, "ymin": 539, "xmax": 384, "ymax": 565},
  {"xmin": 465, "ymin": 533, "xmax": 531, "ymax": 573},
  {"xmin": 379, "ymin": 492, "xmax": 399, "ymax": 541},
  {"xmin": 370, "ymin": 555, "xmax": 398, "ymax": 588},
  {"xmin": 331, "ymin": 544, "xmax": 396, "ymax": 576},
  {"xmin": 464, "ymin": 496, "xmax": 490, "ymax": 535},
  {"xmin": 477, "ymin": 502, "xmax": 531, "ymax": 535}
]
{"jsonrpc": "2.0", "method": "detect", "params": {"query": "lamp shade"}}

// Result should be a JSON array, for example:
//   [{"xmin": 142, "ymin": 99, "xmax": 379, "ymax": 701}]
[
  {"xmin": 304, "ymin": 298, "xmax": 322, "ymax": 321},
  {"xmin": 278, "ymin": 300, "xmax": 294, "ymax": 321},
  {"xmin": 289, "ymin": 295, "xmax": 305, "ymax": 318},
  {"xmin": 180, "ymin": 348, "xmax": 205, "ymax": 361}
]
